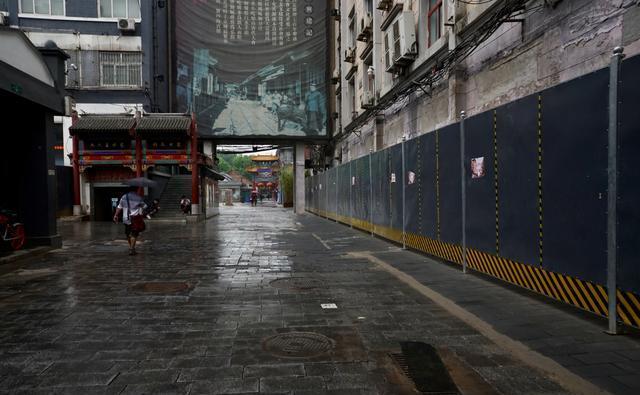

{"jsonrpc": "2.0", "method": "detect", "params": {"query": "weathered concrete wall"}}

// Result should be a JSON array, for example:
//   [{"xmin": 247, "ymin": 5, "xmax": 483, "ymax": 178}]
[{"xmin": 336, "ymin": 0, "xmax": 640, "ymax": 162}]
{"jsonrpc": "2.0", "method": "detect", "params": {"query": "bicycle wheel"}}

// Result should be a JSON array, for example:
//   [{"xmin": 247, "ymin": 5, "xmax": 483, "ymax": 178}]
[{"xmin": 9, "ymin": 224, "xmax": 25, "ymax": 250}]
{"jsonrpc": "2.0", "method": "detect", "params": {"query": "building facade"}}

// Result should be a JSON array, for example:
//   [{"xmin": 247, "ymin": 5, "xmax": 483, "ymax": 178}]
[
  {"xmin": 332, "ymin": 0, "xmax": 640, "ymax": 160},
  {"xmin": 1, "ymin": 0, "xmax": 170, "ymax": 215}
]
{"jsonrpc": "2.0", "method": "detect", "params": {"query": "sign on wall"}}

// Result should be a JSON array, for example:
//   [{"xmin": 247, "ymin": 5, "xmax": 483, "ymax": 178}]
[{"xmin": 174, "ymin": 0, "xmax": 328, "ymax": 139}]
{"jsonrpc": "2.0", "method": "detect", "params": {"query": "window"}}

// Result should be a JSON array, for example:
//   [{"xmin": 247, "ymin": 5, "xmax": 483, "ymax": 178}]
[
  {"xmin": 100, "ymin": 52, "xmax": 142, "ymax": 88},
  {"xmin": 99, "ymin": 0, "xmax": 141, "ymax": 19},
  {"xmin": 428, "ymin": 0, "xmax": 442, "ymax": 47},
  {"xmin": 20, "ymin": 0, "xmax": 64, "ymax": 15}
]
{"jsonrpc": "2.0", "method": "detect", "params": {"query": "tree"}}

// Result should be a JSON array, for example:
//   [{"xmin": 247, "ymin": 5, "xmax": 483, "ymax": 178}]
[{"xmin": 218, "ymin": 156, "xmax": 232, "ymax": 173}]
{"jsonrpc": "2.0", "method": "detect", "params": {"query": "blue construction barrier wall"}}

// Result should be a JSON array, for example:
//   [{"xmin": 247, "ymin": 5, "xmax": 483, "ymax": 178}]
[{"xmin": 307, "ymin": 55, "xmax": 640, "ymax": 328}]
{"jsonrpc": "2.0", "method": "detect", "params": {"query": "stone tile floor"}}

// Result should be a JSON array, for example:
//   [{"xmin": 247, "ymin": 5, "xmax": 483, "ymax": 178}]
[{"xmin": 0, "ymin": 204, "xmax": 626, "ymax": 394}]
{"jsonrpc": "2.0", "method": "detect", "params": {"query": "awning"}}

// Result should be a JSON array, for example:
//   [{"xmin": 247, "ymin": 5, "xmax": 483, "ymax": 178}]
[{"xmin": 201, "ymin": 166, "xmax": 226, "ymax": 181}]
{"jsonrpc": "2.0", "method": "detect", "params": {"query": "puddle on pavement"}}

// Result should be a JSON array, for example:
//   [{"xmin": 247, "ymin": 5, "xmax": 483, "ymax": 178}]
[
  {"xmin": 269, "ymin": 277, "xmax": 322, "ymax": 291},
  {"xmin": 130, "ymin": 281, "xmax": 193, "ymax": 295},
  {"xmin": 1, "ymin": 268, "xmax": 58, "ymax": 279}
]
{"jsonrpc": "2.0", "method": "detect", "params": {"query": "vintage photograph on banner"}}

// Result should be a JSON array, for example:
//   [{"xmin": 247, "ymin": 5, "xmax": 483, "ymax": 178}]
[{"xmin": 174, "ymin": 0, "xmax": 328, "ymax": 138}]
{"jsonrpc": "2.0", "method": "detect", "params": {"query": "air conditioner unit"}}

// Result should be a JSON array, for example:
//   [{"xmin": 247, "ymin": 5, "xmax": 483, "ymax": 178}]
[
  {"xmin": 357, "ymin": 13, "xmax": 373, "ymax": 42},
  {"xmin": 0, "ymin": 11, "xmax": 9, "ymax": 26},
  {"xmin": 385, "ymin": 11, "xmax": 416, "ymax": 72},
  {"xmin": 377, "ymin": 0, "xmax": 393, "ymax": 11},
  {"xmin": 117, "ymin": 18, "xmax": 136, "ymax": 31},
  {"xmin": 344, "ymin": 47, "xmax": 356, "ymax": 63},
  {"xmin": 331, "ymin": 68, "xmax": 340, "ymax": 84},
  {"xmin": 360, "ymin": 91, "xmax": 375, "ymax": 109}
]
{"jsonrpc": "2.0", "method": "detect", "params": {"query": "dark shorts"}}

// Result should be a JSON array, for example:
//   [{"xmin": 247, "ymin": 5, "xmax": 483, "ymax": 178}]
[{"xmin": 124, "ymin": 224, "xmax": 140, "ymax": 238}]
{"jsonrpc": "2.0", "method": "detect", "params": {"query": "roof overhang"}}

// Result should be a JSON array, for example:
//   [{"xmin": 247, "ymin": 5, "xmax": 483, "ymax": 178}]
[{"xmin": 0, "ymin": 28, "xmax": 63, "ymax": 113}]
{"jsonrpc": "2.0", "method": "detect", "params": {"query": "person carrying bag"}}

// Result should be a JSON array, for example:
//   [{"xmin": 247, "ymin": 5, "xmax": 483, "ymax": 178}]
[{"xmin": 113, "ymin": 187, "xmax": 147, "ymax": 255}]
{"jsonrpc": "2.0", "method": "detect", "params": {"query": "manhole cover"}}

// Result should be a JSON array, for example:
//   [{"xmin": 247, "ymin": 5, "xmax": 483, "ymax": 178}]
[
  {"xmin": 269, "ymin": 277, "xmax": 322, "ymax": 290},
  {"xmin": 263, "ymin": 332, "xmax": 335, "ymax": 358},
  {"xmin": 130, "ymin": 282, "xmax": 191, "ymax": 294}
]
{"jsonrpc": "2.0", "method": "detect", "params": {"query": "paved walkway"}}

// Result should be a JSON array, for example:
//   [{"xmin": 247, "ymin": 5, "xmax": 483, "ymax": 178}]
[{"xmin": 0, "ymin": 205, "xmax": 638, "ymax": 394}]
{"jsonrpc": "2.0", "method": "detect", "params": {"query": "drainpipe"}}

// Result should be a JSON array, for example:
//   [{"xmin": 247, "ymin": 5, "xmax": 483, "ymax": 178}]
[
  {"xmin": 71, "ymin": 111, "xmax": 81, "ymax": 216},
  {"xmin": 606, "ymin": 46, "xmax": 625, "ymax": 335},
  {"xmin": 134, "ymin": 111, "xmax": 143, "ymax": 195}
]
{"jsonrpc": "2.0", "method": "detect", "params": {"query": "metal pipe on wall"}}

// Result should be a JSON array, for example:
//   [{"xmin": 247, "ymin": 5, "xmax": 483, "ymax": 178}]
[
  {"xmin": 349, "ymin": 161, "xmax": 353, "ymax": 228},
  {"xmin": 607, "ymin": 46, "xmax": 625, "ymax": 335},
  {"xmin": 460, "ymin": 110, "xmax": 467, "ymax": 274},
  {"xmin": 402, "ymin": 136, "xmax": 406, "ymax": 249},
  {"xmin": 369, "ymin": 149, "xmax": 374, "ymax": 236}
]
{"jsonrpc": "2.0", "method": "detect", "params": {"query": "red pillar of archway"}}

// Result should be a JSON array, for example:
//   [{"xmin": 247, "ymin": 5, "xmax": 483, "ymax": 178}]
[
  {"xmin": 190, "ymin": 113, "xmax": 200, "ymax": 213},
  {"xmin": 133, "ymin": 112, "xmax": 143, "ymax": 196}
]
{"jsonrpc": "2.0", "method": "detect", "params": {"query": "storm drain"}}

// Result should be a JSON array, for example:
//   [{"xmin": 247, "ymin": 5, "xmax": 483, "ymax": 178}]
[
  {"xmin": 390, "ymin": 342, "xmax": 459, "ymax": 394},
  {"xmin": 263, "ymin": 332, "xmax": 335, "ymax": 358},
  {"xmin": 269, "ymin": 277, "xmax": 322, "ymax": 291},
  {"xmin": 130, "ymin": 282, "xmax": 191, "ymax": 294}
]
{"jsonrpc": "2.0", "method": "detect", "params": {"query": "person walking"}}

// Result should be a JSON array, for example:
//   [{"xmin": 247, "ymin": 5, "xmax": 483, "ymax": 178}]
[
  {"xmin": 113, "ymin": 187, "xmax": 147, "ymax": 256},
  {"xmin": 180, "ymin": 195, "xmax": 191, "ymax": 214}
]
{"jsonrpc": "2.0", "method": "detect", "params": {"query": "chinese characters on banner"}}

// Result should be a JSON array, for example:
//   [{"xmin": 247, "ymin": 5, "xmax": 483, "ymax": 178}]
[
  {"xmin": 213, "ymin": 0, "xmax": 299, "ymax": 46},
  {"xmin": 175, "ymin": 0, "xmax": 327, "ymax": 138}
]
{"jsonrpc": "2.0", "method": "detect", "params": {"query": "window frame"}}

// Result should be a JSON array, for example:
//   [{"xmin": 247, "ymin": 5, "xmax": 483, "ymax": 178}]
[
  {"xmin": 99, "ymin": 51, "xmax": 143, "ymax": 89},
  {"xmin": 98, "ymin": 0, "xmax": 141, "ymax": 20},
  {"xmin": 427, "ymin": 0, "xmax": 442, "ymax": 47},
  {"xmin": 19, "ymin": 0, "xmax": 65, "ymax": 16}
]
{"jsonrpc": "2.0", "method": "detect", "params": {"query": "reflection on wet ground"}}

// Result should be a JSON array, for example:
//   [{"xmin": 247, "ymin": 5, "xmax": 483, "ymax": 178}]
[{"xmin": 0, "ymin": 204, "xmax": 569, "ymax": 394}]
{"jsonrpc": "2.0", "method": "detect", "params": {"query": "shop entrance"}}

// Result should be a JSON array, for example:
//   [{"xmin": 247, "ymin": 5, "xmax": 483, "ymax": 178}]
[{"xmin": 92, "ymin": 186, "xmax": 129, "ymax": 222}]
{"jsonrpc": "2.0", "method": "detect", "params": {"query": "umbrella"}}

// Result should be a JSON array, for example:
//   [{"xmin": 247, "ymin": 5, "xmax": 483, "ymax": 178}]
[{"xmin": 123, "ymin": 177, "xmax": 158, "ymax": 188}]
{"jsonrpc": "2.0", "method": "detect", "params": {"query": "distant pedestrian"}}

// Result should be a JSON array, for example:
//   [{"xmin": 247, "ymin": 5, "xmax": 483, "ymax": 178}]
[
  {"xmin": 250, "ymin": 190, "xmax": 258, "ymax": 207},
  {"xmin": 144, "ymin": 198, "xmax": 160, "ymax": 219},
  {"xmin": 180, "ymin": 195, "xmax": 191, "ymax": 214},
  {"xmin": 113, "ymin": 187, "xmax": 147, "ymax": 256}
]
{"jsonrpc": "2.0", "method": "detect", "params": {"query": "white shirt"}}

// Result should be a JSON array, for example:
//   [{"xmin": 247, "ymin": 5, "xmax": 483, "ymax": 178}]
[{"xmin": 117, "ymin": 192, "xmax": 146, "ymax": 225}]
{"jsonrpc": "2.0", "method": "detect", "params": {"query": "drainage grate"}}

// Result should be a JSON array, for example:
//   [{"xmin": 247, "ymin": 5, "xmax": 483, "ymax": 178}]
[
  {"xmin": 130, "ymin": 282, "xmax": 191, "ymax": 294},
  {"xmin": 263, "ymin": 332, "xmax": 335, "ymax": 358},
  {"xmin": 390, "ymin": 342, "xmax": 459, "ymax": 394},
  {"xmin": 269, "ymin": 277, "xmax": 322, "ymax": 291}
]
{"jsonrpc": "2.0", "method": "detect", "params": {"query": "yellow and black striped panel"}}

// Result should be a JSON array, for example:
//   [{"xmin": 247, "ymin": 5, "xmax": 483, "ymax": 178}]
[
  {"xmin": 404, "ymin": 231, "xmax": 640, "ymax": 328},
  {"xmin": 307, "ymin": 211, "xmax": 640, "ymax": 329}
]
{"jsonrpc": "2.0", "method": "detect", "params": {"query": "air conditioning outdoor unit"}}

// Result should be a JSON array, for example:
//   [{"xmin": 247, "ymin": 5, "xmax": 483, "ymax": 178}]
[
  {"xmin": 360, "ymin": 91, "xmax": 375, "ymax": 109},
  {"xmin": 0, "ymin": 11, "xmax": 9, "ymax": 26},
  {"xmin": 357, "ymin": 13, "xmax": 373, "ymax": 42},
  {"xmin": 331, "ymin": 68, "xmax": 340, "ymax": 84},
  {"xmin": 344, "ymin": 47, "xmax": 356, "ymax": 63},
  {"xmin": 117, "ymin": 18, "xmax": 136, "ymax": 31},
  {"xmin": 377, "ymin": 0, "xmax": 393, "ymax": 11},
  {"xmin": 384, "ymin": 11, "xmax": 416, "ymax": 72}
]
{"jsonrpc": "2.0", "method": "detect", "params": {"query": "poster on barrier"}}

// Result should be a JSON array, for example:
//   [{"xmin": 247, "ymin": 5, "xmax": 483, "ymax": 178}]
[{"xmin": 471, "ymin": 157, "xmax": 485, "ymax": 178}]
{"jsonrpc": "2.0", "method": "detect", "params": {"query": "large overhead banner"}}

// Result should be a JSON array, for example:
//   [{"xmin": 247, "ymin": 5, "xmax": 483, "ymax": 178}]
[{"xmin": 174, "ymin": 0, "xmax": 328, "ymax": 139}]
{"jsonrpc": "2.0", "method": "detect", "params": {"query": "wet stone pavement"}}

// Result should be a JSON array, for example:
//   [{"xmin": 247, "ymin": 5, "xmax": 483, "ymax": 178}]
[{"xmin": 0, "ymin": 205, "xmax": 572, "ymax": 394}]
